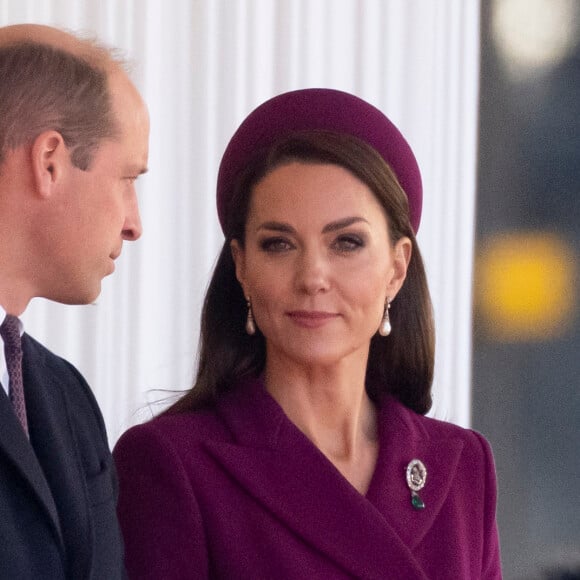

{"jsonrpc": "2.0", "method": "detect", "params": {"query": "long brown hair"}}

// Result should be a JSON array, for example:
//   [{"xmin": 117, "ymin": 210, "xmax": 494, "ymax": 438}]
[{"xmin": 169, "ymin": 131, "xmax": 434, "ymax": 415}]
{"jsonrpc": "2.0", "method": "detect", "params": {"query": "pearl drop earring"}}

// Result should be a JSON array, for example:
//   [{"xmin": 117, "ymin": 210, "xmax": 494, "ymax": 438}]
[
  {"xmin": 245, "ymin": 298, "xmax": 256, "ymax": 335},
  {"xmin": 379, "ymin": 298, "xmax": 391, "ymax": 337}
]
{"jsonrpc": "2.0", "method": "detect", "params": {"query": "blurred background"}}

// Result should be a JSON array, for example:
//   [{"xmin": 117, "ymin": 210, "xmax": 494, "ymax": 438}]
[
  {"xmin": 0, "ymin": 1, "xmax": 578, "ymax": 578},
  {"xmin": 473, "ymin": 1, "xmax": 580, "ymax": 578}
]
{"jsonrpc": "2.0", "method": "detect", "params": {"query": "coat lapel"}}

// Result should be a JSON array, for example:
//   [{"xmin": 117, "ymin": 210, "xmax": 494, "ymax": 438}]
[
  {"xmin": 205, "ymin": 379, "xmax": 464, "ymax": 579},
  {"xmin": 22, "ymin": 335, "xmax": 92, "ymax": 578},
  {"xmin": 365, "ymin": 398, "xmax": 465, "ymax": 551},
  {"xmin": 0, "ymin": 389, "xmax": 63, "ymax": 547}
]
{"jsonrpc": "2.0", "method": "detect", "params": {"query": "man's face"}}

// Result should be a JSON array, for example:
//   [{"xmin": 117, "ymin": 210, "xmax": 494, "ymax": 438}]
[{"xmin": 38, "ymin": 71, "xmax": 149, "ymax": 304}]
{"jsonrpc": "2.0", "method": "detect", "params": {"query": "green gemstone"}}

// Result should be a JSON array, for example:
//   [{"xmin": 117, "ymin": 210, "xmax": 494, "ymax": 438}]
[{"xmin": 411, "ymin": 493, "xmax": 425, "ymax": 510}]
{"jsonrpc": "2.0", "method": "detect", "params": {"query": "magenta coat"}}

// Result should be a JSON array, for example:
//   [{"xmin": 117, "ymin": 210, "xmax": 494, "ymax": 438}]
[{"xmin": 114, "ymin": 378, "xmax": 502, "ymax": 579}]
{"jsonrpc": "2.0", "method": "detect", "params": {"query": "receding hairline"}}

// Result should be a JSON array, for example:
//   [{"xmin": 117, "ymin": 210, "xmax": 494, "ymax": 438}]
[{"xmin": 0, "ymin": 23, "xmax": 129, "ymax": 72}]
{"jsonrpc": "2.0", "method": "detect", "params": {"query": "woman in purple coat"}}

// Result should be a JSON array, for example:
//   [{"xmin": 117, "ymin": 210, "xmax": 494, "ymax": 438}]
[{"xmin": 114, "ymin": 89, "xmax": 502, "ymax": 579}]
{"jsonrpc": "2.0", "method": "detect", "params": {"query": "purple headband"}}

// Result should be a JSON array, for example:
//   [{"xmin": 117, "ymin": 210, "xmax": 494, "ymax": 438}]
[{"xmin": 216, "ymin": 88, "xmax": 422, "ymax": 233}]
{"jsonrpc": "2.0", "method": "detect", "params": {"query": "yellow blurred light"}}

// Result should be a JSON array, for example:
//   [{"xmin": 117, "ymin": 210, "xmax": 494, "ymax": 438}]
[{"xmin": 476, "ymin": 231, "xmax": 576, "ymax": 341}]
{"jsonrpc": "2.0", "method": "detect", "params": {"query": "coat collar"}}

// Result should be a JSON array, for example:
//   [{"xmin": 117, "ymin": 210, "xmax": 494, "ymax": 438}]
[
  {"xmin": 18, "ymin": 334, "xmax": 93, "ymax": 577},
  {"xmin": 0, "ymin": 337, "xmax": 64, "ymax": 551},
  {"xmin": 0, "ymin": 388, "xmax": 63, "ymax": 544},
  {"xmin": 205, "ymin": 378, "xmax": 464, "ymax": 579}
]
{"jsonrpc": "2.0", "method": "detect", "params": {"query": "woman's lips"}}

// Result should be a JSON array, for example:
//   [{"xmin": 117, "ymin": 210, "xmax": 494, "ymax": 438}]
[{"xmin": 286, "ymin": 310, "xmax": 339, "ymax": 328}]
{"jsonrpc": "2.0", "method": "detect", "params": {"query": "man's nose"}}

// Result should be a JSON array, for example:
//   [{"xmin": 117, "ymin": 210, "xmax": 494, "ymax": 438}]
[{"xmin": 122, "ymin": 195, "xmax": 142, "ymax": 241}]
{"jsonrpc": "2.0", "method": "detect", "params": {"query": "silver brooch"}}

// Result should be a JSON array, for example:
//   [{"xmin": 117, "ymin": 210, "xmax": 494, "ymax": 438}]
[{"xmin": 406, "ymin": 459, "xmax": 427, "ymax": 510}]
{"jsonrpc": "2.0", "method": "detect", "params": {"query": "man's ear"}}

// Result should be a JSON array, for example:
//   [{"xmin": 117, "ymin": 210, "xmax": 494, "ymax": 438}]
[{"xmin": 31, "ymin": 130, "xmax": 68, "ymax": 197}]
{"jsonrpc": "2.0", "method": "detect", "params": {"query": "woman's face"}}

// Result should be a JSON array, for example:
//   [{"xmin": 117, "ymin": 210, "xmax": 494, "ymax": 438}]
[{"xmin": 231, "ymin": 161, "xmax": 411, "ymax": 369}]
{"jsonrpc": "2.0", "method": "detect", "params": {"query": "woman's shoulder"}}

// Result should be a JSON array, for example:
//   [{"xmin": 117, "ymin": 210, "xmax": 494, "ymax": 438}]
[
  {"xmin": 114, "ymin": 377, "xmax": 275, "ymax": 456},
  {"xmin": 384, "ymin": 396, "xmax": 495, "ymax": 457},
  {"xmin": 379, "ymin": 397, "xmax": 498, "ymax": 500},
  {"xmin": 114, "ymin": 404, "xmax": 229, "ymax": 459}
]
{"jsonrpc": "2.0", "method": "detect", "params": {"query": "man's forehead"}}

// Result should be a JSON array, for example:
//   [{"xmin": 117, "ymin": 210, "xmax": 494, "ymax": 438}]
[
  {"xmin": 0, "ymin": 23, "xmax": 112, "ymax": 69},
  {"xmin": 0, "ymin": 24, "xmax": 78, "ymax": 50}
]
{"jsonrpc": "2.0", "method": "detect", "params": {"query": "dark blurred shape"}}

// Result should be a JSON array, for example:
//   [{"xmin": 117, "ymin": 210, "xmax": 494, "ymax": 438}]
[
  {"xmin": 543, "ymin": 567, "xmax": 580, "ymax": 580},
  {"xmin": 473, "ymin": 1, "xmax": 580, "ymax": 579}
]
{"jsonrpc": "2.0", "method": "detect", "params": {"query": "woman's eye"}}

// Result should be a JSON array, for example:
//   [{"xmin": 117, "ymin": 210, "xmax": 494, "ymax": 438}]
[
  {"xmin": 259, "ymin": 237, "xmax": 293, "ymax": 253},
  {"xmin": 333, "ymin": 234, "xmax": 365, "ymax": 252}
]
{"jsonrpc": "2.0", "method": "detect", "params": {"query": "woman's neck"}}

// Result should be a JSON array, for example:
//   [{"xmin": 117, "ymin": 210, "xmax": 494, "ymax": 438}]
[{"xmin": 264, "ymin": 357, "xmax": 379, "ymax": 494}]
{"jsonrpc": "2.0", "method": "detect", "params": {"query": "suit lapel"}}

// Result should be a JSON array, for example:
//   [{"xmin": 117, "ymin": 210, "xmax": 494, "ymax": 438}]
[
  {"xmin": 205, "ymin": 379, "xmax": 457, "ymax": 579},
  {"xmin": 0, "ymin": 389, "xmax": 63, "ymax": 547},
  {"xmin": 22, "ymin": 335, "xmax": 92, "ymax": 578}
]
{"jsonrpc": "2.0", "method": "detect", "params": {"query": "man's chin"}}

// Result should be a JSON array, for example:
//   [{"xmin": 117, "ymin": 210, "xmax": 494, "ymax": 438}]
[
  {"xmin": 83, "ymin": 287, "xmax": 102, "ymax": 306},
  {"xmin": 47, "ymin": 284, "xmax": 102, "ymax": 306}
]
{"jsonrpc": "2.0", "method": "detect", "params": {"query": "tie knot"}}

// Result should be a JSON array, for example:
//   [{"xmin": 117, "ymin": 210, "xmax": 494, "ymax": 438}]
[{"xmin": 1, "ymin": 315, "xmax": 22, "ymax": 355}]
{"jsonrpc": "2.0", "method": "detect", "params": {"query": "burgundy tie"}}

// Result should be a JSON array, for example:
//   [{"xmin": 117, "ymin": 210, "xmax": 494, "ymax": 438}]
[{"xmin": 1, "ymin": 315, "xmax": 29, "ymax": 436}]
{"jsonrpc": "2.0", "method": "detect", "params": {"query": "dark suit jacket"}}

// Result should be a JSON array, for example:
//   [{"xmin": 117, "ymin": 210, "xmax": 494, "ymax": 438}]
[
  {"xmin": 114, "ymin": 378, "xmax": 502, "ymax": 579},
  {"xmin": 0, "ymin": 334, "xmax": 125, "ymax": 579}
]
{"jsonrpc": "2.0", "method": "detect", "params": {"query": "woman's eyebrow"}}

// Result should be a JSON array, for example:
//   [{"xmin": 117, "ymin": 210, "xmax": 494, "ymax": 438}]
[
  {"xmin": 322, "ymin": 216, "xmax": 369, "ymax": 233},
  {"xmin": 256, "ymin": 216, "xmax": 368, "ymax": 234},
  {"xmin": 256, "ymin": 221, "xmax": 295, "ymax": 233}
]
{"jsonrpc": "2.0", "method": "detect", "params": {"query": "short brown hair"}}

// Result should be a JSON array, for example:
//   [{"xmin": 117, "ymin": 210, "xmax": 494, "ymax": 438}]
[{"xmin": 0, "ymin": 40, "xmax": 120, "ymax": 170}]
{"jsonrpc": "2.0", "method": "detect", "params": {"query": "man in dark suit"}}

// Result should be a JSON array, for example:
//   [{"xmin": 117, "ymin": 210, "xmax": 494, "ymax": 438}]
[{"xmin": 0, "ymin": 23, "xmax": 149, "ymax": 579}]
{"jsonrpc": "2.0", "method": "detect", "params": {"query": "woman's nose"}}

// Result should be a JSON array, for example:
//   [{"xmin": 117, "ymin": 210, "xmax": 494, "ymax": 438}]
[{"xmin": 294, "ymin": 249, "xmax": 330, "ymax": 294}]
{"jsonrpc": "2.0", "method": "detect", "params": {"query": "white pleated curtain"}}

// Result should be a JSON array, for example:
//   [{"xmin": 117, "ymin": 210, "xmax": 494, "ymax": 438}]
[{"xmin": 0, "ymin": 0, "xmax": 480, "ymax": 443}]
